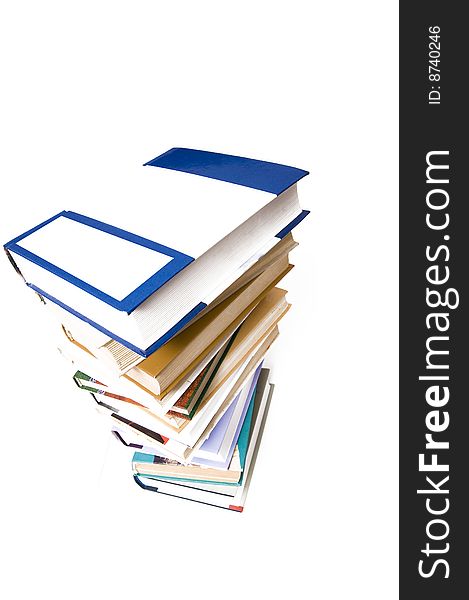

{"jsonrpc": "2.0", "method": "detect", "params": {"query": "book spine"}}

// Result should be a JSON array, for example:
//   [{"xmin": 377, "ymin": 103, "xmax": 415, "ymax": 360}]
[{"xmin": 4, "ymin": 248, "xmax": 25, "ymax": 280}]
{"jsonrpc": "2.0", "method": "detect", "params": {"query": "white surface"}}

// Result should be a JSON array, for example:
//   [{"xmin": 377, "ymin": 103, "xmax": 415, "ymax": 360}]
[
  {"xmin": 17, "ymin": 214, "xmax": 173, "ymax": 300},
  {"xmin": 0, "ymin": 2, "xmax": 398, "ymax": 600},
  {"xmin": 93, "ymin": 167, "xmax": 275, "ymax": 259}
]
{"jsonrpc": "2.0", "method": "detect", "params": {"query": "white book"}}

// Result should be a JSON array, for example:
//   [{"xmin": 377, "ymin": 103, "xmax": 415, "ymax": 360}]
[{"xmin": 191, "ymin": 369, "xmax": 257, "ymax": 464}]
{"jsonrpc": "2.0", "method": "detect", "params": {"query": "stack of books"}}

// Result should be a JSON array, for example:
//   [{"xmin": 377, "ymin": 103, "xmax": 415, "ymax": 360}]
[{"xmin": 3, "ymin": 148, "xmax": 309, "ymax": 512}]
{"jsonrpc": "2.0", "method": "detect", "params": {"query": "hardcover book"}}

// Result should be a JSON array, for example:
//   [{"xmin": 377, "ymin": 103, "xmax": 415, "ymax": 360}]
[{"xmin": 4, "ymin": 148, "xmax": 308, "ymax": 357}]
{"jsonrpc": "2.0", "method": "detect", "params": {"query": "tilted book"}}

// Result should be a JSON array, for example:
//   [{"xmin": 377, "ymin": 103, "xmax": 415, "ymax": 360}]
[{"xmin": 4, "ymin": 148, "xmax": 308, "ymax": 357}]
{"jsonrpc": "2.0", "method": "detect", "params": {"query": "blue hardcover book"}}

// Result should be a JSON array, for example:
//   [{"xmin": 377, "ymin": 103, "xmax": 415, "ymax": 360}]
[{"xmin": 4, "ymin": 148, "xmax": 309, "ymax": 357}]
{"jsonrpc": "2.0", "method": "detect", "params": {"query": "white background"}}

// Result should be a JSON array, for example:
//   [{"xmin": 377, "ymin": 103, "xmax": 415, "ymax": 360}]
[{"xmin": 0, "ymin": 2, "xmax": 398, "ymax": 598}]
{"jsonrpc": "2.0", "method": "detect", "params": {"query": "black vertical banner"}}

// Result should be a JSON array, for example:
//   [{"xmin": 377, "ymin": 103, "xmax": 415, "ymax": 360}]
[{"xmin": 400, "ymin": 3, "xmax": 467, "ymax": 597}]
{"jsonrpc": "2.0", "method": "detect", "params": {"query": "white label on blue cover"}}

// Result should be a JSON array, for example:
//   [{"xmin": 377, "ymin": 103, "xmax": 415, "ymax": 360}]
[{"xmin": 17, "ymin": 216, "xmax": 172, "ymax": 301}]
